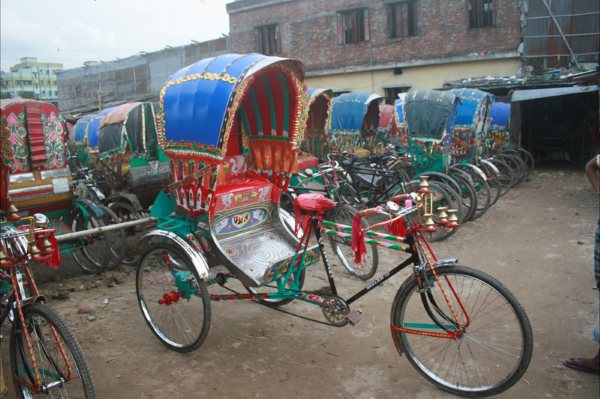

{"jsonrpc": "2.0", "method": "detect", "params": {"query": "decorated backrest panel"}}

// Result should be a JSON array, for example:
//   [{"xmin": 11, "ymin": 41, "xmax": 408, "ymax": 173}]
[{"xmin": 0, "ymin": 100, "xmax": 66, "ymax": 173}]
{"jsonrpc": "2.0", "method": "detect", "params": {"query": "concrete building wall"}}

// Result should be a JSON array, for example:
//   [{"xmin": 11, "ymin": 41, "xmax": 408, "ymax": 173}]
[
  {"xmin": 57, "ymin": 37, "xmax": 229, "ymax": 114},
  {"xmin": 305, "ymin": 58, "xmax": 519, "ymax": 94}
]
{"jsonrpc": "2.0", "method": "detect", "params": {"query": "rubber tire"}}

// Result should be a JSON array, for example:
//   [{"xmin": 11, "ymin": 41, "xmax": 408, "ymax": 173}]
[
  {"xmin": 136, "ymin": 243, "xmax": 211, "ymax": 352},
  {"xmin": 69, "ymin": 208, "xmax": 109, "ymax": 274},
  {"xmin": 326, "ymin": 203, "xmax": 379, "ymax": 280},
  {"xmin": 390, "ymin": 265, "xmax": 533, "ymax": 397},
  {"xmin": 10, "ymin": 304, "xmax": 97, "ymax": 399}
]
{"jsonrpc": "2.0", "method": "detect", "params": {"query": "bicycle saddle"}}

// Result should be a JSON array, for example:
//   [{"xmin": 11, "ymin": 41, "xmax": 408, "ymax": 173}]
[{"xmin": 294, "ymin": 193, "xmax": 336, "ymax": 213}]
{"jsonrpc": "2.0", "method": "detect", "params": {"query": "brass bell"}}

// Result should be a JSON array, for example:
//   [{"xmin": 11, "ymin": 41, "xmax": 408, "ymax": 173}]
[
  {"xmin": 9, "ymin": 204, "xmax": 20, "ymax": 220},
  {"xmin": 447, "ymin": 209, "xmax": 459, "ymax": 228},
  {"xmin": 29, "ymin": 242, "xmax": 42, "ymax": 260},
  {"xmin": 424, "ymin": 213, "xmax": 436, "ymax": 232},
  {"xmin": 418, "ymin": 176, "xmax": 430, "ymax": 193},
  {"xmin": 437, "ymin": 207, "xmax": 448, "ymax": 225},
  {"xmin": 0, "ymin": 246, "xmax": 8, "ymax": 263},
  {"xmin": 42, "ymin": 236, "xmax": 54, "ymax": 252}
]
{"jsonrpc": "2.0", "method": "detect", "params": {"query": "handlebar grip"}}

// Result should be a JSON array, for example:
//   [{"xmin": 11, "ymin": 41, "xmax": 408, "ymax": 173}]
[
  {"xmin": 357, "ymin": 207, "xmax": 381, "ymax": 218},
  {"xmin": 389, "ymin": 194, "xmax": 410, "ymax": 203}
]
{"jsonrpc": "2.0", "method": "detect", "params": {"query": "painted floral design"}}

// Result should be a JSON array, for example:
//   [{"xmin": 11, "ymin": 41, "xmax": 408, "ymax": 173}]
[
  {"xmin": 2, "ymin": 112, "xmax": 30, "ymax": 171},
  {"xmin": 41, "ymin": 112, "xmax": 66, "ymax": 168}
]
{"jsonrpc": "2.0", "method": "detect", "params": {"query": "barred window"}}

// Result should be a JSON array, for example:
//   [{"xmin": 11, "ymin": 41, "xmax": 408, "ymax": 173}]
[
  {"xmin": 255, "ymin": 24, "xmax": 280, "ymax": 55},
  {"xmin": 337, "ymin": 8, "xmax": 370, "ymax": 44},
  {"xmin": 469, "ymin": 0, "xmax": 495, "ymax": 28},
  {"xmin": 388, "ymin": 1, "xmax": 417, "ymax": 38}
]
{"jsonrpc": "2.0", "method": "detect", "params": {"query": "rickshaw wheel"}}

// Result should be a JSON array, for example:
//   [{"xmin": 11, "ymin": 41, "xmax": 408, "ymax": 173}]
[
  {"xmin": 69, "ymin": 208, "xmax": 110, "ymax": 274},
  {"xmin": 136, "ymin": 243, "xmax": 211, "ymax": 352},
  {"xmin": 96, "ymin": 204, "xmax": 126, "ymax": 269},
  {"xmin": 108, "ymin": 201, "xmax": 143, "ymax": 266}
]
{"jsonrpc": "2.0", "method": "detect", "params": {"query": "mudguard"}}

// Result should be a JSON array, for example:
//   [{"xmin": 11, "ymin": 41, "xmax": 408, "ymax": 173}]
[{"xmin": 137, "ymin": 229, "xmax": 210, "ymax": 280}]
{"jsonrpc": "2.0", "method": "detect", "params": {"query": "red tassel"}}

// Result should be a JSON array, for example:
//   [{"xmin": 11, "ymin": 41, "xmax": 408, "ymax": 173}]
[
  {"xmin": 386, "ymin": 217, "xmax": 406, "ymax": 237},
  {"xmin": 351, "ymin": 213, "xmax": 366, "ymax": 264},
  {"xmin": 43, "ymin": 235, "xmax": 62, "ymax": 269}
]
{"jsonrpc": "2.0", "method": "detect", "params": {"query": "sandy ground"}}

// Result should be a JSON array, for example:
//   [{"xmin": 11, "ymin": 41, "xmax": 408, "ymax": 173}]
[{"xmin": 1, "ymin": 165, "xmax": 599, "ymax": 398}]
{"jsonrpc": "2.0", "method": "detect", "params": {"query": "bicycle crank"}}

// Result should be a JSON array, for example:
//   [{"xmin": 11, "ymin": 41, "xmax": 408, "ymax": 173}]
[{"xmin": 321, "ymin": 296, "xmax": 361, "ymax": 326}]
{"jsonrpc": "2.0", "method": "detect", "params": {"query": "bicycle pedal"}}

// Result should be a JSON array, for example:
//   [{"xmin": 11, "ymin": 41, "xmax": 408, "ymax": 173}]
[{"xmin": 346, "ymin": 309, "xmax": 362, "ymax": 325}]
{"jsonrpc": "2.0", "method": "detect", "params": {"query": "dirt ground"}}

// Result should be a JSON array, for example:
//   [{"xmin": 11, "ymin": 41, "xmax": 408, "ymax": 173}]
[{"xmin": 1, "ymin": 165, "xmax": 599, "ymax": 399}]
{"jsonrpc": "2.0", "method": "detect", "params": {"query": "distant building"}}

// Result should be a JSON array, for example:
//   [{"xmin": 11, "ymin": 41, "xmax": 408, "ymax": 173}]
[
  {"xmin": 0, "ymin": 57, "xmax": 63, "ymax": 102},
  {"xmin": 57, "ymin": 37, "xmax": 230, "ymax": 115},
  {"xmin": 226, "ymin": 0, "xmax": 523, "ymax": 102}
]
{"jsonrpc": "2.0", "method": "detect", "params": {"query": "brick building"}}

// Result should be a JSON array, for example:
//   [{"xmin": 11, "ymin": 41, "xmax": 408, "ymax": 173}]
[{"xmin": 226, "ymin": 0, "xmax": 523, "ymax": 103}]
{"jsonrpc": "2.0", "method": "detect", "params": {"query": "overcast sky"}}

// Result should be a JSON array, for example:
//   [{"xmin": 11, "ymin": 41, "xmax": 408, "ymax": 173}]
[{"xmin": 1, "ymin": 0, "xmax": 230, "ymax": 71}]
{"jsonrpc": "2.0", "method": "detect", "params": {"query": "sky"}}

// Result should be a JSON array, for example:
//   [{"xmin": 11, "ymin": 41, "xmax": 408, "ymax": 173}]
[{"xmin": 1, "ymin": 0, "xmax": 230, "ymax": 71}]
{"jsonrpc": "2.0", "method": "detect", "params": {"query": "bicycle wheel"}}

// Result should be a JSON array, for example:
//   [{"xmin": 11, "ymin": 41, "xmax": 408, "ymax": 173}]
[
  {"xmin": 96, "ymin": 204, "xmax": 126, "ymax": 269},
  {"xmin": 498, "ymin": 153, "xmax": 526, "ymax": 185},
  {"xmin": 10, "ymin": 304, "xmax": 96, "ymax": 399},
  {"xmin": 487, "ymin": 157, "xmax": 517, "ymax": 195},
  {"xmin": 326, "ymin": 203, "xmax": 379, "ymax": 279},
  {"xmin": 390, "ymin": 265, "xmax": 532, "ymax": 397},
  {"xmin": 477, "ymin": 160, "xmax": 502, "ymax": 207},
  {"xmin": 337, "ymin": 182, "xmax": 363, "ymax": 209},
  {"xmin": 136, "ymin": 243, "xmax": 211, "ymax": 352},
  {"xmin": 107, "ymin": 201, "xmax": 145, "ymax": 266},
  {"xmin": 447, "ymin": 171, "xmax": 478, "ymax": 223},
  {"xmin": 450, "ymin": 165, "xmax": 491, "ymax": 220},
  {"xmin": 69, "ymin": 208, "xmax": 109, "ymax": 274}
]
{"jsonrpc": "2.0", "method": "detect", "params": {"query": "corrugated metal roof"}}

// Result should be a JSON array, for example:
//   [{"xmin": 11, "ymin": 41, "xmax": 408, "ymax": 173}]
[{"xmin": 511, "ymin": 84, "xmax": 598, "ymax": 102}]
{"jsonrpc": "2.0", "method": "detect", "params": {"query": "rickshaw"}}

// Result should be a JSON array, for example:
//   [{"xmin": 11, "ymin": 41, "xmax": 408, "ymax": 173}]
[
  {"xmin": 375, "ymin": 103, "xmax": 395, "ymax": 151},
  {"xmin": 393, "ymin": 92, "xmax": 408, "ymax": 150},
  {"xmin": 73, "ymin": 107, "xmax": 113, "ymax": 167},
  {"xmin": 403, "ymin": 90, "xmax": 459, "ymax": 175},
  {"xmin": 401, "ymin": 90, "xmax": 481, "ymax": 222},
  {"xmin": 448, "ymin": 88, "xmax": 494, "ymax": 165},
  {"xmin": 1, "ymin": 99, "xmax": 120, "ymax": 274},
  {"xmin": 330, "ymin": 92, "xmax": 383, "ymax": 155},
  {"xmin": 133, "ymin": 54, "xmax": 533, "ymax": 397},
  {"xmin": 298, "ymin": 87, "xmax": 332, "ymax": 163},
  {"xmin": 95, "ymin": 101, "xmax": 169, "ymax": 210}
]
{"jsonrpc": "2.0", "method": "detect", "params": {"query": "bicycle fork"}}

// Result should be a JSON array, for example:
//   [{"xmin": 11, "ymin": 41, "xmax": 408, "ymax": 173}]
[{"xmin": 393, "ymin": 236, "xmax": 471, "ymax": 340}]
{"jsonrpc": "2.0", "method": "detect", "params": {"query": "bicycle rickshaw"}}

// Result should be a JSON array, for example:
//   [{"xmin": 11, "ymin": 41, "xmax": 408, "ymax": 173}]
[
  {"xmin": 0, "ymin": 98, "xmax": 123, "ymax": 273},
  {"xmin": 298, "ymin": 87, "xmax": 332, "ymax": 164},
  {"xmin": 330, "ymin": 92, "xmax": 383, "ymax": 155},
  {"xmin": 134, "ymin": 53, "xmax": 532, "ymax": 397},
  {"xmin": 487, "ymin": 101, "xmax": 510, "ymax": 151},
  {"xmin": 392, "ymin": 93, "xmax": 409, "ymax": 150},
  {"xmin": 95, "ymin": 101, "xmax": 169, "ymax": 210},
  {"xmin": 73, "ymin": 107, "xmax": 114, "ymax": 167}
]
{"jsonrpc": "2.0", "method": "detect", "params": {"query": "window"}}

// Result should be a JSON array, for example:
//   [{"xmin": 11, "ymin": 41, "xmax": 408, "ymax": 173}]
[
  {"xmin": 469, "ymin": 0, "xmax": 495, "ymax": 28},
  {"xmin": 384, "ymin": 86, "xmax": 410, "ymax": 105},
  {"xmin": 255, "ymin": 24, "xmax": 280, "ymax": 55},
  {"xmin": 337, "ymin": 8, "xmax": 369, "ymax": 44},
  {"xmin": 388, "ymin": 1, "xmax": 417, "ymax": 38}
]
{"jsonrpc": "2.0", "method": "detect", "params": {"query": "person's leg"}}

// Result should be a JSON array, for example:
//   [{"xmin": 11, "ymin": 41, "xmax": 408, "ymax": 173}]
[{"xmin": 562, "ymin": 218, "xmax": 600, "ymax": 375}]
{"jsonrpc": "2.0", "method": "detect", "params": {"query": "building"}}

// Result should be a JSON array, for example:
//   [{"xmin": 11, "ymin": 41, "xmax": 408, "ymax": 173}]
[
  {"xmin": 0, "ymin": 57, "xmax": 63, "ymax": 102},
  {"xmin": 226, "ymin": 0, "xmax": 523, "ymax": 103},
  {"xmin": 57, "ymin": 37, "xmax": 229, "ymax": 115}
]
